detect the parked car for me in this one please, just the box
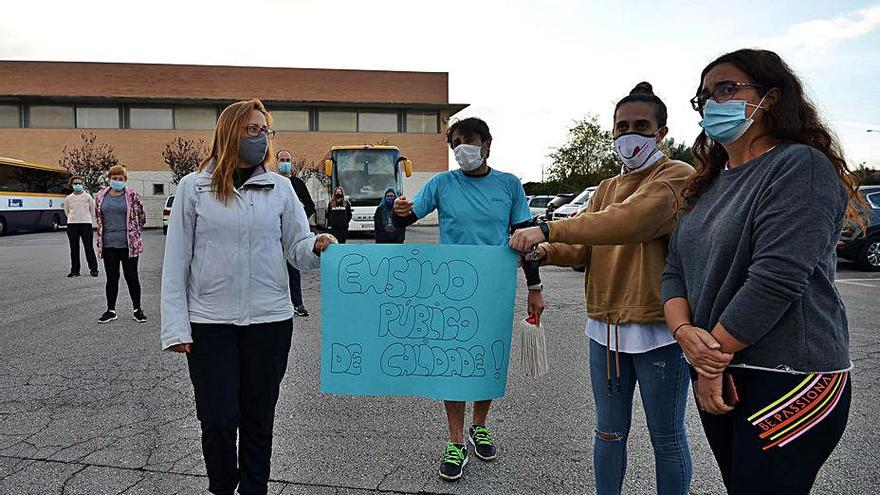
[526,195,554,220]
[545,193,575,219]
[552,187,597,220]
[837,185,880,271]
[162,195,174,235]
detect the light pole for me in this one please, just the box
[868,129,880,133]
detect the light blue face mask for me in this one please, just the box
[699,95,767,145]
[72,184,84,192]
[278,161,292,174]
[109,180,126,191]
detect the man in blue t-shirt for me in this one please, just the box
[393,117,544,481]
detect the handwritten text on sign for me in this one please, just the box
[320,244,518,401]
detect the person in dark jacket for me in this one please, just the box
[327,186,352,243]
[277,150,316,316]
[374,188,405,243]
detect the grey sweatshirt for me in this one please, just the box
[662,144,850,372]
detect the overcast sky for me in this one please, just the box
[2,0,879,181]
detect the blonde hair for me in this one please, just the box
[200,99,274,204]
[107,165,128,179]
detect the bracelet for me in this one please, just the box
[672,322,690,339]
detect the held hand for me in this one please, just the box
[676,325,733,379]
[393,195,413,217]
[527,290,545,323]
[696,374,734,415]
[168,343,192,354]
[509,226,546,254]
[313,233,337,255]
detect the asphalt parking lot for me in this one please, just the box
[0,228,878,494]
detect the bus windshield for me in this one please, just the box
[335,150,396,204]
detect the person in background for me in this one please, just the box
[161,99,336,495]
[277,149,316,317]
[393,117,543,481]
[510,82,695,495]
[327,186,352,243]
[95,165,146,323]
[64,175,99,278]
[663,48,862,495]
[374,187,405,243]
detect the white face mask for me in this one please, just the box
[614,133,662,172]
[453,144,485,172]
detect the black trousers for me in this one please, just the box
[187,319,294,495]
[102,247,141,311]
[329,226,348,244]
[285,263,304,307]
[695,368,851,495]
[67,223,97,274]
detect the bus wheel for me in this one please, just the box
[0,217,6,236]
[51,214,62,231]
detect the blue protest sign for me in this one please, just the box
[320,244,518,401]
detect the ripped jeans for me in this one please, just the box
[589,340,691,495]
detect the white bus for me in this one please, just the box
[0,157,70,235]
[318,145,413,233]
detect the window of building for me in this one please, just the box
[358,112,398,133]
[272,110,310,132]
[152,183,165,196]
[29,105,75,128]
[319,110,357,132]
[406,112,439,133]
[0,105,21,128]
[76,107,120,129]
[174,107,217,130]
[129,107,173,129]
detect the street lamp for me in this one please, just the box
[868,129,880,133]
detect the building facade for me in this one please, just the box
[0,61,466,226]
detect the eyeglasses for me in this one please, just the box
[690,81,764,112]
[242,124,276,140]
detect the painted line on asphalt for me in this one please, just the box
[836,280,879,288]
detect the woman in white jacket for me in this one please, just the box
[161,99,335,495]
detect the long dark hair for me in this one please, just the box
[682,49,866,230]
[614,81,667,127]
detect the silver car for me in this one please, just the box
[526,195,554,220]
[552,187,596,220]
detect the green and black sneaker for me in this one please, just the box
[438,442,468,481]
[468,425,497,461]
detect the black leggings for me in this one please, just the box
[696,367,851,495]
[102,247,141,311]
[329,226,348,244]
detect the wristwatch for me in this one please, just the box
[538,222,550,241]
[528,283,543,292]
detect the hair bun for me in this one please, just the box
[630,81,654,95]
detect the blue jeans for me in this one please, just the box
[589,340,692,495]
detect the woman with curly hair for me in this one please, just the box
[662,48,866,494]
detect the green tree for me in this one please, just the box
[59,133,119,193]
[660,137,696,166]
[546,115,619,190]
[163,137,208,185]
[853,162,880,186]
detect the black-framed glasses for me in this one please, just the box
[690,81,764,111]
[242,124,276,140]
